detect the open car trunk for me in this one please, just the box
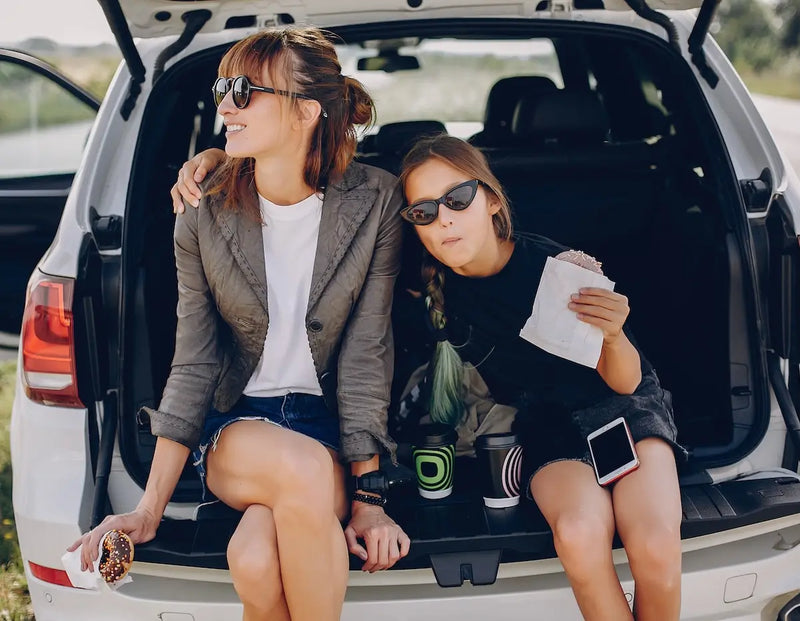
[97,17,800,582]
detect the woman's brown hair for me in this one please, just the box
[207,26,375,217]
[399,135,514,426]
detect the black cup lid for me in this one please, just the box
[476,432,519,449]
[418,422,458,445]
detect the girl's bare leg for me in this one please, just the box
[531,460,633,621]
[207,421,349,621]
[612,438,682,621]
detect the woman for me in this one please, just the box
[70,27,409,621]
[398,135,685,621]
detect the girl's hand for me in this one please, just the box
[66,508,159,572]
[569,287,630,345]
[343,503,411,572]
[170,148,226,213]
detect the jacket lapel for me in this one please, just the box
[308,164,378,310]
[209,181,269,313]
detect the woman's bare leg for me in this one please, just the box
[227,504,291,621]
[207,421,349,621]
[531,460,633,621]
[612,438,682,621]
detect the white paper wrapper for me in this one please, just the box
[61,531,134,590]
[520,256,615,368]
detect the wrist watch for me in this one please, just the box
[351,470,390,495]
[352,470,390,506]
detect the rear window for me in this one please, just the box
[338,38,562,137]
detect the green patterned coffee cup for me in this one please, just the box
[413,423,457,499]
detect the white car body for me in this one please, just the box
[10,1,800,620]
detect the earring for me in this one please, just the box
[322,110,328,118]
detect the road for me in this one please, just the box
[0,95,798,364]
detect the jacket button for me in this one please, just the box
[308,319,323,332]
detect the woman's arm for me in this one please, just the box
[141,198,223,448]
[69,437,189,571]
[569,287,642,394]
[70,196,224,569]
[336,182,409,570]
[136,437,192,524]
[336,182,405,462]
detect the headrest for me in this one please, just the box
[483,76,558,130]
[373,120,447,154]
[512,90,609,144]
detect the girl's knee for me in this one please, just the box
[625,524,682,585]
[552,512,615,571]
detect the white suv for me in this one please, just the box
[10,1,800,620]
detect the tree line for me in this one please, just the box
[716,0,800,72]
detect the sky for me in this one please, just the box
[0,0,114,46]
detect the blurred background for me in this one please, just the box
[0,1,798,618]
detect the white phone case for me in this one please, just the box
[586,417,640,486]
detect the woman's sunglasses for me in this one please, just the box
[400,179,482,226]
[212,75,314,109]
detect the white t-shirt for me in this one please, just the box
[242,191,324,397]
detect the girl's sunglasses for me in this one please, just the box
[400,179,482,226]
[212,75,314,109]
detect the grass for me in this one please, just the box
[0,361,33,621]
[729,52,800,101]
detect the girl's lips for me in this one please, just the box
[442,237,461,246]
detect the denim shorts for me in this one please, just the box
[519,369,687,500]
[191,393,340,501]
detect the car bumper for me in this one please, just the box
[24,515,800,621]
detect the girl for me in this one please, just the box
[70,27,409,621]
[398,135,685,621]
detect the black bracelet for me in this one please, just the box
[352,492,387,507]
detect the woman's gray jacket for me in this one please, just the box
[141,162,404,462]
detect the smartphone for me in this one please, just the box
[586,417,640,486]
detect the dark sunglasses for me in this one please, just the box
[212,75,315,109]
[400,179,482,226]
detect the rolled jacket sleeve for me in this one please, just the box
[336,183,404,463]
[140,202,222,449]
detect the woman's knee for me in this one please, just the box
[227,517,282,604]
[277,439,335,495]
[551,511,615,575]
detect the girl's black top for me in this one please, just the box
[442,234,652,417]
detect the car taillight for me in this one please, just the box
[28,561,74,587]
[21,272,83,407]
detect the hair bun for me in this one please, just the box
[343,75,374,126]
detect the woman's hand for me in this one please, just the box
[66,508,159,572]
[170,148,226,214]
[343,503,411,572]
[569,287,630,345]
